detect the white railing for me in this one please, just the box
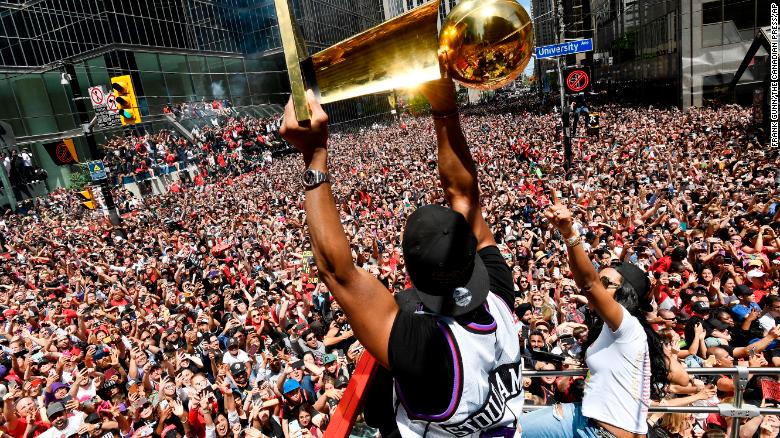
[523,367,780,438]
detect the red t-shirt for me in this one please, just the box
[7,416,45,438]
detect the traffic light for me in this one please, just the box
[110,75,141,125]
[76,189,96,210]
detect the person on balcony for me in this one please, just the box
[519,195,670,438]
[279,80,525,437]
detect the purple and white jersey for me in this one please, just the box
[394,292,525,437]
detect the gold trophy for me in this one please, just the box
[274,0,534,121]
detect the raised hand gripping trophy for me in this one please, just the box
[274,0,535,121]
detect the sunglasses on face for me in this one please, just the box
[600,277,621,290]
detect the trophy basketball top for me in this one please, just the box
[439,0,534,90]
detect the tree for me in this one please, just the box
[67,163,91,191]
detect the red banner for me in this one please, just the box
[761,379,780,402]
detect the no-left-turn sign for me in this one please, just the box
[106,94,119,113]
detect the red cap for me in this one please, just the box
[2,309,17,317]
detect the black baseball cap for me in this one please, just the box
[402,205,489,316]
[335,375,349,389]
[613,262,652,312]
[690,301,710,315]
[230,362,246,376]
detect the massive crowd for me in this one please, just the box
[0,95,776,438]
[99,112,284,185]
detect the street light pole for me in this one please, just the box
[555,0,572,176]
[63,62,123,231]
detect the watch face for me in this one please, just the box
[303,170,318,186]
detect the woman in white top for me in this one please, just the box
[520,196,669,438]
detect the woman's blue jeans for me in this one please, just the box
[519,403,603,438]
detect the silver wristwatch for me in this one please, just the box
[302,168,329,189]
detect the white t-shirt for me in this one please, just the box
[759,314,776,333]
[76,380,97,400]
[222,350,250,365]
[38,411,86,438]
[582,306,651,434]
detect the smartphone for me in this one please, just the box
[289,420,301,435]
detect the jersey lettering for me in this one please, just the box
[441,361,524,436]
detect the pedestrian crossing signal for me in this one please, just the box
[76,189,96,210]
[110,75,141,125]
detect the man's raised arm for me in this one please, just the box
[279,90,398,369]
[421,79,496,250]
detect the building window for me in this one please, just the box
[701,0,767,47]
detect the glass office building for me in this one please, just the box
[0,0,383,199]
[588,0,772,107]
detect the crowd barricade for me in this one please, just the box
[523,367,780,438]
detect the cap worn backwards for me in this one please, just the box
[402,205,490,317]
[613,262,653,312]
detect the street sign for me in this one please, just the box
[105,94,118,113]
[88,85,121,129]
[89,86,105,107]
[535,39,593,59]
[88,160,107,181]
[563,66,591,94]
[43,138,78,165]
